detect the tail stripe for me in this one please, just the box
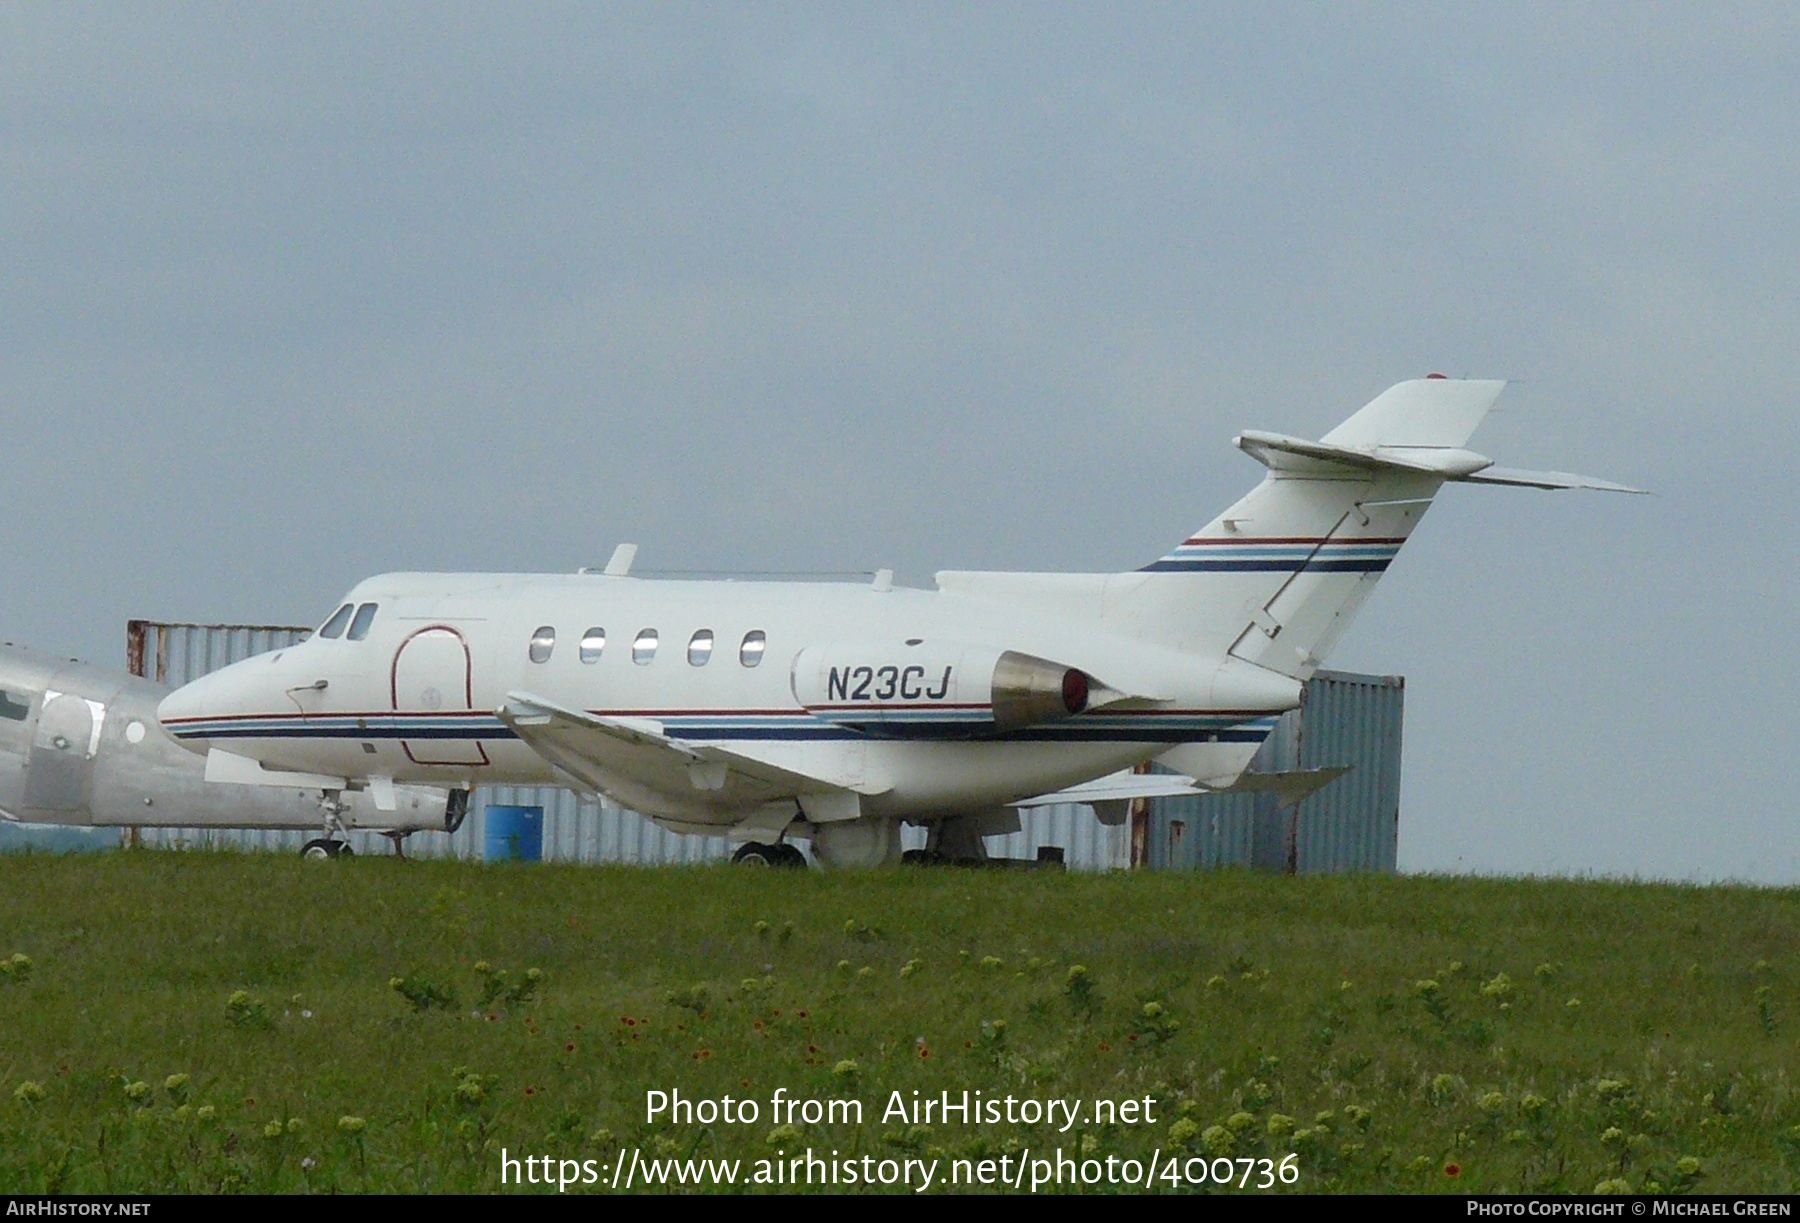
[1143,537,1402,574]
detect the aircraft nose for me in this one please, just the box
[156,671,233,755]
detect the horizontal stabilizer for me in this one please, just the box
[1459,466,1646,493]
[1012,764,1353,812]
[1236,431,1642,494]
[1010,770,1203,808]
[1209,765,1351,806]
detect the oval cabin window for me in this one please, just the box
[580,628,605,663]
[632,629,658,665]
[688,630,714,666]
[740,630,766,668]
[529,626,556,663]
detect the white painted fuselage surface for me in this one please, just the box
[156,572,1296,823]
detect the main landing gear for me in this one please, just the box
[301,837,354,860]
[731,842,807,869]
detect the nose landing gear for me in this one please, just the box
[299,789,354,861]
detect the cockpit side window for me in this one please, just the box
[0,690,29,721]
[318,604,355,639]
[346,602,380,641]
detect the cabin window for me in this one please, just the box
[346,602,380,641]
[632,629,658,665]
[580,628,605,664]
[529,626,556,663]
[688,629,714,666]
[0,690,28,721]
[740,630,766,668]
[318,603,355,639]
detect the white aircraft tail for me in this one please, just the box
[1109,377,1639,677]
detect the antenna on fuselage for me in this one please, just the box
[602,543,638,577]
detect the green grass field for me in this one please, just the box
[1,849,1797,1194]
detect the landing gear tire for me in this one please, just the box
[300,839,351,860]
[733,842,807,869]
[901,849,943,866]
[732,842,780,867]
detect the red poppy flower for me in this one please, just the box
[565,1043,576,1053]
[1443,1163,1462,1178]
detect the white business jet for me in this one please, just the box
[156,378,1637,867]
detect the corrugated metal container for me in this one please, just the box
[1145,669,1403,874]
[126,620,312,686]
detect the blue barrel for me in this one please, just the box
[483,805,544,863]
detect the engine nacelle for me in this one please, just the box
[790,640,1089,737]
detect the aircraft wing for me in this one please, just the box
[495,691,857,810]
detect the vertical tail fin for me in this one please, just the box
[1113,378,1508,676]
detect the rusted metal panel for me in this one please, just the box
[1147,669,1403,874]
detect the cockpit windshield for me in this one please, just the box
[346,603,380,641]
[318,603,355,639]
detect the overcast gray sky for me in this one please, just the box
[3,4,1794,881]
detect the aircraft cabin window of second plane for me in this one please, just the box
[529,626,556,664]
[0,690,29,721]
[318,603,355,639]
[632,629,658,665]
